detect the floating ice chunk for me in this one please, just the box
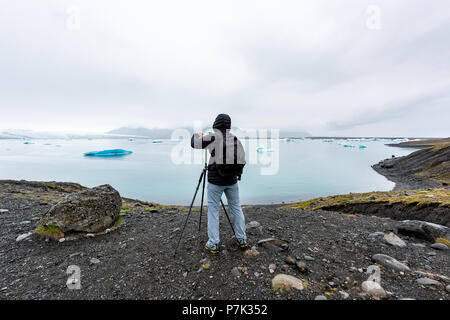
[129,138,134,141]
[343,144,355,148]
[256,146,274,153]
[84,149,133,157]
[23,141,34,145]
[152,140,163,143]
[359,145,367,149]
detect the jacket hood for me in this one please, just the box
[212,114,231,130]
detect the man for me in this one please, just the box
[191,114,248,253]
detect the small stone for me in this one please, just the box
[446,285,450,293]
[231,267,240,277]
[86,233,95,238]
[19,221,31,225]
[368,232,384,239]
[372,254,410,272]
[183,272,188,277]
[16,232,33,242]
[295,261,308,273]
[285,256,295,265]
[349,267,358,272]
[90,258,101,264]
[69,252,84,258]
[268,263,277,274]
[243,249,260,257]
[58,238,65,243]
[246,221,261,229]
[314,295,327,300]
[361,281,387,298]
[430,243,448,250]
[271,274,304,291]
[257,238,289,251]
[199,258,211,269]
[339,291,349,299]
[427,251,437,256]
[0,209,9,213]
[328,281,337,287]
[303,255,315,261]
[383,232,407,248]
[416,277,442,287]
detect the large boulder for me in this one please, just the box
[38,185,122,237]
[396,220,450,242]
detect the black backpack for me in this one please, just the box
[214,133,246,180]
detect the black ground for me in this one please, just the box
[0,189,448,300]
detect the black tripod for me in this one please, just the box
[173,150,236,257]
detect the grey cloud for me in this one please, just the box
[0,0,449,136]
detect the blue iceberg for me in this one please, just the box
[84,149,133,157]
[359,145,367,149]
[152,140,163,143]
[23,141,34,145]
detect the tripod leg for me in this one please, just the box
[220,199,237,238]
[173,171,204,257]
[198,169,206,232]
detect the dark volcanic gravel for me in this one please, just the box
[0,192,449,300]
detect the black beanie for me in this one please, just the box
[212,114,231,130]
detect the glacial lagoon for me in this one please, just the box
[0,138,416,205]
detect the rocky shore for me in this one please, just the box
[373,138,450,190]
[0,179,449,300]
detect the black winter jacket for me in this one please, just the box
[191,130,239,186]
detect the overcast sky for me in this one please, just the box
[0,0,449,137]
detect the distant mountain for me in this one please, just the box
[0,129,132,140]
[0,127,311,140]
[278,130,311,138]
[107,126,311,139]
[107,127,188,139]
[0,129,71,140]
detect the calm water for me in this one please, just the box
[0,138,414,205]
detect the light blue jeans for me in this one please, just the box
[206,182,247,247]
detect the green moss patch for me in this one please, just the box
[113,215,125,228]
[34,224,64,240]
[280,188,450,211]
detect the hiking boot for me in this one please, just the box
[205,244,219,254]
[236,238,249,249]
